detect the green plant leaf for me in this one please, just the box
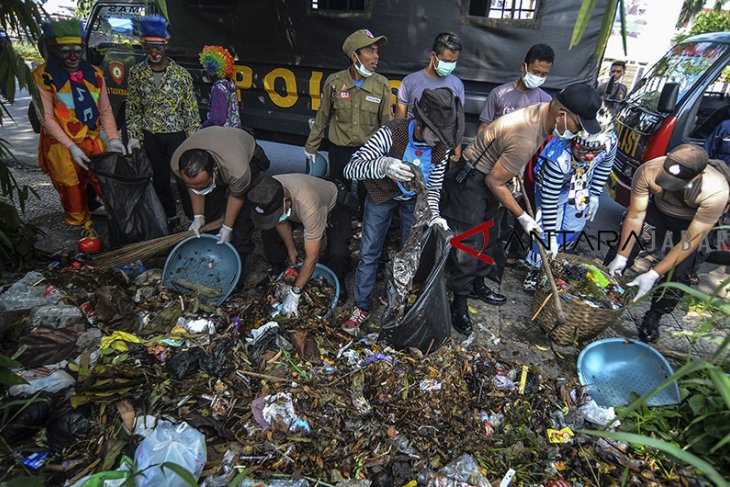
[0,368,26,386]
[579,429,729,487]
[688,394,707,415]
[570,0,599,49]
[710,430,730,454]
[228,468,250,487]
[0,353,22,369]
[0,476,44,487]
[708,368,730,410]
[159,463,199,487]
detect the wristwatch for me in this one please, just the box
[292,286,302,295]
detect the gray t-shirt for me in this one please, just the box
[397,69,465,119]
[479,81,552,125]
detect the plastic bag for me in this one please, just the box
[9,369,75,396]
[0,394,53,443]
[134,420,207,487]
[90,149,168,247]
[0,271,60,312]
[47,401,92,452]
[428,454,490,487]
[30,305,85,329]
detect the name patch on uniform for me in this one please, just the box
[340,90,350,99]
[365,95,382,103]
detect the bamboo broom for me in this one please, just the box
[93,218,224,271]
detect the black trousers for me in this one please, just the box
[329,144,368,218]
[603,201,700,316]
[143,130,187,219]
[262,204,353,285]
[441,164,504,295]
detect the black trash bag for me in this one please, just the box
[1,394,54,444]
[200,339,235,377]
[47,401,92,452]
[166,347,206,380]
[90,149,168,247]
[379,172,452,353]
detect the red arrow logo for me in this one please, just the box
[449,220,495,265]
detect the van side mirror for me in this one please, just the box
[657,83,679,113]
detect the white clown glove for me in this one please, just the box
[628,269,660,302]
[517,212,543,238]
[127,138,142,153]
[382,157,414,182]
[217,224,232,244]
[547,234,560,257]
[108,138,125,154]
[305,150,317,163]
[430,217,449,231]
[607,255,628,276]
[188,215,205,237]
[69,144,90,170]
[281,287,301,317]
[586,195,600,222]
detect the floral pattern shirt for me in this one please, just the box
[202,78,241,129]
[126,59,200,140]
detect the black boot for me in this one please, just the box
[638,310,662,342]
[469,278,507,306]
[451,294,473,335]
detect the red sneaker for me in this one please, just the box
[342,306,370,336]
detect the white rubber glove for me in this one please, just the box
[127,138,141,153]
[628,269,660,302]
[217,224,232,244]
[281,287,301,318]
[517,212,543,237]
[381,157,414,182]
[607,255,628,276]
[305,150,317,163]
[586,195,600,222]
[108,138,125,154]
[69,144,90,170]
[188,215,205,237]
[430,217,449,231]
[547,234,560,257]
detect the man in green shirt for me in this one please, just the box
[304,28,393,220]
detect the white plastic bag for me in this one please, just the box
[9,369,75,396]
[134,420,207,487]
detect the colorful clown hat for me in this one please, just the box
[137,15,169,44]
[42,19,84,45]
[199,45,235,79]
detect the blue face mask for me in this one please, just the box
[191,179,216,196]
[278,207,292,223]
[553,114,578,141]
[434,55,457,77]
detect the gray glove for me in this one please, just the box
[108,138,125,154]
[381,157,414,182]
[69,144,90,170]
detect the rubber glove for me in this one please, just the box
[547,234,560,257]
[517,212,543,237]
[305,150,317,164]
[381,157,414,182]
[281,287,301,318]
[607,255,628,276]
[188,215,205,237]
[628,269,660,301]
[217,224,232,244]
[586,195,600,222]
[69,144,90,170]
[430,217,449,231]
[127,138,142,153]
[108,138,125,154]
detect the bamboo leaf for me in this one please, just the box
[570,0,599,49]
[159,463,199,487]
[594,0,621,58]
[579,429,729,487]
[228,469,250,487]
[709,430,730,454]
[707,368,730,410]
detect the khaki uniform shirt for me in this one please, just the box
[274,174,338,241]
[631,158,729,225]
[305,69,393,153]
[171,126,255,196]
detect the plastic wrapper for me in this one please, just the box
[428,453,490,487]
[8,369,75,396]
[90,149,168,247]
[134,420,207,487]
[30,305,85,329]
[0,271,60,311]
[579,399,619,427]
[251,392,311,434]
[380,171,452,353]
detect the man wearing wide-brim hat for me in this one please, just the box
[605,144,729,342]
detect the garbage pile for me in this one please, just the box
[542,258,631,310]
[0,264,700,486]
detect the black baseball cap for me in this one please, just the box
[557,83,602,135]
[247,176,285,230]
[656,144,708,192]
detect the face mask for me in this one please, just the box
[421,126,441,147]
[354,54,373,78]
[553,114,578,141]
[278,206,292,223]
[191,179,216,196]
[522,64,546,90]
[434,56,457,77]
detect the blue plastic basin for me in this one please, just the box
[162,234,241,306]
[277,263,340,319]
[577,338,681,407]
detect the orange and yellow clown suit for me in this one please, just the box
[33,61,119,225]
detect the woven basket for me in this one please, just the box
[530,253,626,346]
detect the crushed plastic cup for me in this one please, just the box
[579,399,619,426]
[251,392,311,434]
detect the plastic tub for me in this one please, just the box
[277,263,340,319]
[162,234,241,306]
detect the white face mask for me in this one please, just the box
[553,114,578,141]
[191,179,216,196]
[354,53,373,78]
[522,63,546,90]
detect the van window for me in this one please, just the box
[463,0,541,24]
[689,67,730,141]
[87,4,145,50]
[627,41,728,113]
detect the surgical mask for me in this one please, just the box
[434,56,457,77]
[422,126,441,147]
[522,64,546,89]
[191,179,216,196]
[354,54,373,78]
[278,207,292,223]
[553,115,578,141]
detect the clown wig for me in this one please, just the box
[137,15,169,44]
[199,45,235,79]
[42,19,84,45]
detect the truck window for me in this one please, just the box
[310,0,371,16]
[627,41,728,114]
[87,4,146,50]
[462,0,541,25]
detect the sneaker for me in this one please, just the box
[522,268,540,292]
[89,204,107,217]
[343,306,370,336]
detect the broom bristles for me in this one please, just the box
[93,219,223,271]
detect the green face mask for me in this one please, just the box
[278,207,292,223]
[434,56,457,77]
